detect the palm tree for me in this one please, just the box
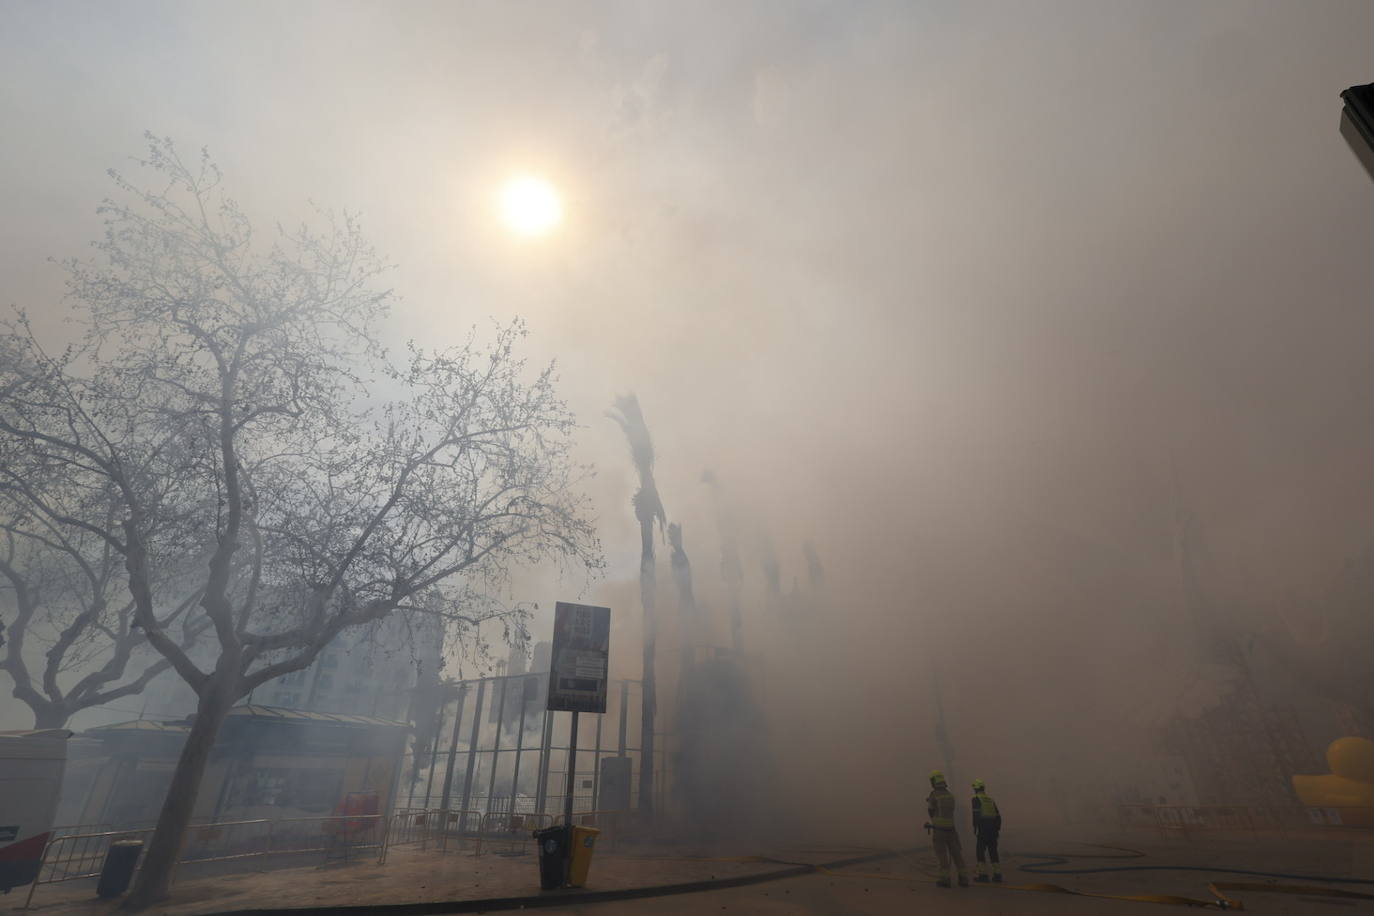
[608,394,666,820]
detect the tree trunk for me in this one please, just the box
[126,676,235,907]
[32,705,69,730]
[638,548,657,822]
[610,396,662,826]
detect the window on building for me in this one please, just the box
[226,766,343,813]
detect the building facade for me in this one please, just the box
[59,706,409,829]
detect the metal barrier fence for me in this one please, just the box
[180,818,273,865]
[24,814,386,909]
[381,806,632,859]
[50,823,114,840]
[378,809,433,864]
[1294,805,1374,827]
[26,806,640,908]
[1251,804,1374,831]
[24,828,153,909]
[174,815,385,865]
[379,808,434,859]
[568,809,628,854]
[380,806,635,860]
[269,814,383,859]
[453,795,599,819]
[376,807,519,862]
[1119,804,1264,838]
[1118,803,1374,839]
[431,808,484,851]
[473,811,553,857]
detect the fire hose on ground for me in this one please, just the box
[821,842,1374,909]
[1006,844,1374,909]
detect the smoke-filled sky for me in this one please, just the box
[3,0,1374,807]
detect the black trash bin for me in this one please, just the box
[96,839,143,898]
[533,825,570,890]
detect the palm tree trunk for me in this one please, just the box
[639,542,657,821]
[608,395,665,824]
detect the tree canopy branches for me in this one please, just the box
[0,134,602,903]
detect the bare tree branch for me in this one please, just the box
[1,136,601,904]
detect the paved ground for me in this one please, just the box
[8,826,1373,915]
[535,830,1374,915]
[10,840,789,915]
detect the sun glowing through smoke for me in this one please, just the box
[499,176,564,238]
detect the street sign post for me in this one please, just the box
[547,602,610,826]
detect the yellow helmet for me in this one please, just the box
[972,778,986,791]
[929,770,946,786]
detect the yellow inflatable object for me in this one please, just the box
[1327,736,1374,781]
[1293,737,1374,826]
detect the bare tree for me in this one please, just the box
[0,136,600,904]
[0,483,204,729]
[608,394,665,821]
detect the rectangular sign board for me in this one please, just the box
[546,602,611,713]
[1342,83,1374,183]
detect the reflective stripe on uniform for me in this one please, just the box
[928,787,956,828]
[976,793,999,819]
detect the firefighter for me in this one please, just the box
[925,770,968,887]
[971,778,1003,882]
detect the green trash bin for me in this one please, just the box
[96,839,143,898]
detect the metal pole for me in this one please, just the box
[536,710,553,816]
[617,680,628,755]
[438,684,468,812]
[657,732,668,817]
[591,710,604,812]
[640,621,657,821]
[423,687,447,807]
[458,678,487,830]
[510,676,532,814]
[564,711,580,826]
[485,676,509,815]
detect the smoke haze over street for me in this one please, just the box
[3,0,1374,862]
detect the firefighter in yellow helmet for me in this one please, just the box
[971,778,1003,882]
[925,770,968,888]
